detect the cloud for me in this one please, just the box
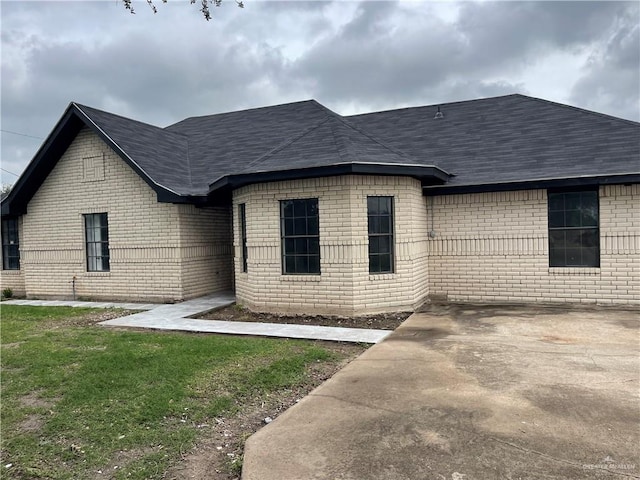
[1,0,638,182]
[570,3,640,121]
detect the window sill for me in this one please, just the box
[369,273,396,281]
[280,274,322,282]
[85,271,111,277]
[1,269,21,274]
[548,267,600,276]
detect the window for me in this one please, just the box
[280,198,320,274]
[548,190,599,267]
[368,196,394,273]
[84,213,110,272]
[239,203,248,273]
[2,218,20,270]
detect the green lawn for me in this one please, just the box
[0,305,344,479]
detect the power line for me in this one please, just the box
[1,168,20,178]
[0,129,44,140]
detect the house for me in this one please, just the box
[1,94,638,314]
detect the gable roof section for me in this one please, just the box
[348,94,640,193]
[2,103,195,216]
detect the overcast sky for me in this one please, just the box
[1,0,638,185]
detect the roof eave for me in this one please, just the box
[423,173,640,196]
[207,162,452,195]
[1,104,186,217]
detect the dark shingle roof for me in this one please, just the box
[75,104,193,195]
[348,95,640,190]
[3,94,639,215]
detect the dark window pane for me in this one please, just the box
[379,217,391,234]
[307,217,319,235]
[379,198,391,215]
[367,197,394,274]
[295,256,308,273]
[378,236,391,254]
[308,255,320,274]
[369,236,379,254]
[285,238,295,254]
[308,238,320,255]
[565,248,582,265]
[284,219,294,236]
[548,211,565,228]
[285,255,295,273]
[282,201,294,218]
[564,193,581,210]
[294,218,307,236]
[369,255,380,273]
[2,219,20,270]
[564,230,581,248]
[581,229,599,248]
[293,200,307,217]
[565,210,581,228]
[549,230,565,249]
[368,216,379,235]
[581,206,598,227]
[295,238,307,254]
[549,247,565,267]
[367,197,379,215]
[280,198,320,275]
[548,190,599,268]
[307,199,319,216]
[582,247,599,267]
[548,193,564,211]
[379,254,392,273]
[85,213,110,272]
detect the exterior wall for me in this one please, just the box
[178,204,233,299]
[427,185,640,305]
[13,128,232,302]
[0,217,26,297]
[233,175,429,316]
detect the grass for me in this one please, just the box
[0,305,345,479]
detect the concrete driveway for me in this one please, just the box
[242,304,639,480]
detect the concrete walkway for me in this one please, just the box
[3,298,158,310]
[5,293,390,344]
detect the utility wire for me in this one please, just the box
[1,168,20,178]
[0,129,44,140]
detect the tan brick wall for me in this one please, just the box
[233,175,429,315]
[178,204,233,299]
[427,185,640,305]
[12,128,232,302]
[0,217,26,297]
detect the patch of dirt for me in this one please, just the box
[18,414,44,433]
[90,447,158,480]
[44,309,138,329]
[163,341,366,480]
[197,305,410,330]
[19,391,57,409]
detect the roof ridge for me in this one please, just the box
[515,94,640,127]
[73,102,191,138]
[167,99,322,129]
[345,93,523,118]
[241,116,333,172]
[319,107,422,164]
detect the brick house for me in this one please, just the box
[2,94,638,314]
